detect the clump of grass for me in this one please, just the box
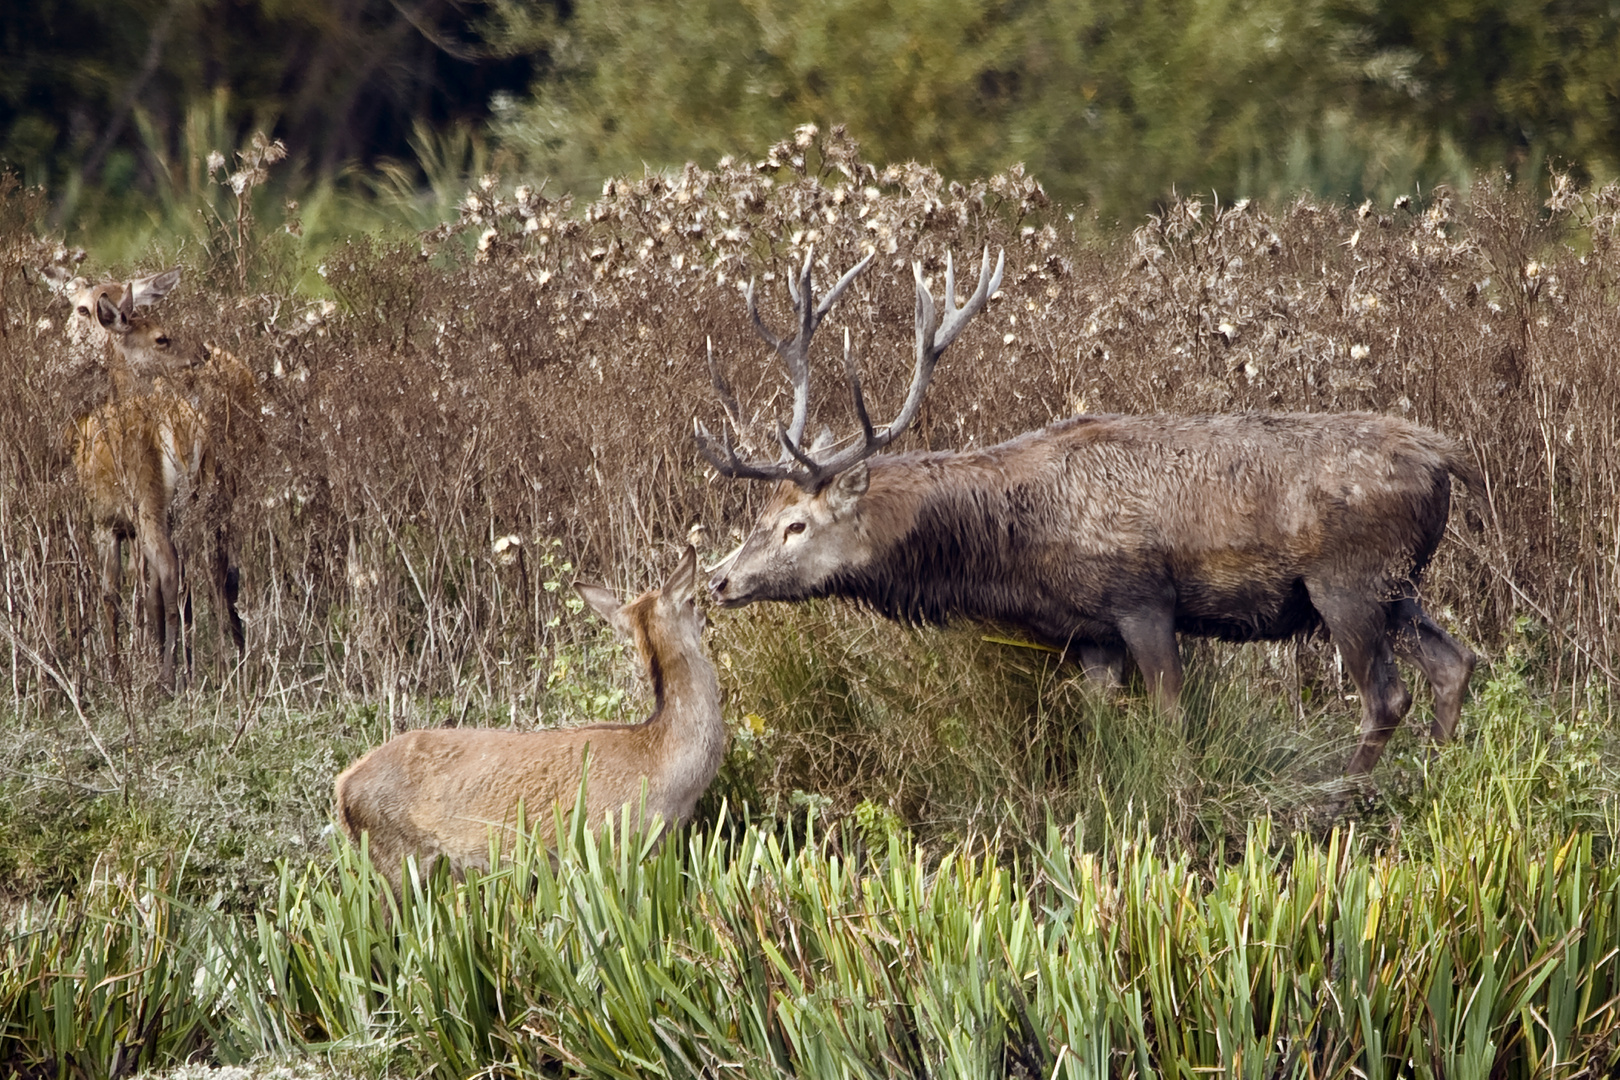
[5,802,1619,1078]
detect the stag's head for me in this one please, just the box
[698,248,1003,607]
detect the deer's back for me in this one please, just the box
[334,723,677,874]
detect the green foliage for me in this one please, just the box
[489,0,1620,216]
[6,800,1620,1077]
[1343,0,1620,185]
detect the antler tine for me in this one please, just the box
[695,418,809,484]
[926,247,1005,359]
[694,250,880,489]
[843,327,875,447]
[790,246,812,317]
[804,246,1004,482]
[744,279,785,353]
[813,250,876,320]
[740,248,876,455]
[705,337,746,430]
[775,420,825,473]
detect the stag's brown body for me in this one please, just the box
[701,250,1477,775]
[333,548,724,893]
[756,412,1467,637]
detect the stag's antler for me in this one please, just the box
[696,247,1005,490]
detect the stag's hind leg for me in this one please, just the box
[1307,581,1413,775]
[1388,598,1475,745]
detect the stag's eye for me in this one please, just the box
[155,335,170,348]
[77,306,90,317]
[784,521,807,538]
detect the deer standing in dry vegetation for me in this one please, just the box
[48,268,247,687]
[333,546,723,893]
[698,249,1477,776]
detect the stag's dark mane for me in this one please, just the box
[829,453,1042,631]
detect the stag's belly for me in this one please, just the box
[1023,547,1324,648]
[1172,576,1321,642]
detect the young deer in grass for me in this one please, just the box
[333,546,724,894]
[40,264,179,374]
[70,274,248,688]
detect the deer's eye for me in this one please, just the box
[784,521,807,538]
[154,335,170,348]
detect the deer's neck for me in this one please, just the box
[104,344,142,399]
[641,641,725,788]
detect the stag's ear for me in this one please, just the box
[129,268,180,308]
[824,462,869,515]
[661,545,698,607]
[574,581,627,633]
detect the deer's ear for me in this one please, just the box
[96,292,125,332]
[661,545,698,607]
[824,462,869,515]
[574,581,624,630]
[40,266,75,295]
[130,268,180,307]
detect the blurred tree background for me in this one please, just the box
[4,0,1619,247]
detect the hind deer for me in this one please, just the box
[64,272,248,688]
[333,546,724,894]
[698,248,1477,776]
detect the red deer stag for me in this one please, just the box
[697,249,1477,775]
[69,276,247,688]
[333,546,723,894]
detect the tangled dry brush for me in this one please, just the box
[0,127,1616,716]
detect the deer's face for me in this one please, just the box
[709,464,871,607]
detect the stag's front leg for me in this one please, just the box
[1116,608,1182,711]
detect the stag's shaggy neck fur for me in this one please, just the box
[827,446,1058,633]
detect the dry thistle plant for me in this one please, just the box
[0,128,1614,731]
